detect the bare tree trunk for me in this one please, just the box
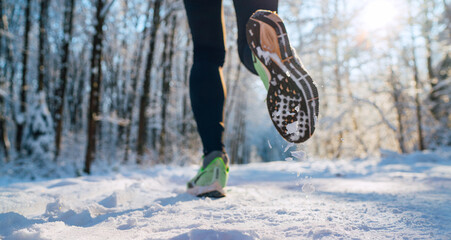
[84,0,108,174]
[0,0,3,72]
[16,0,32,151]
[2,1,16,108]
[425,32,437,107]
[230,92,247,165]
[181,36,191,136]
[116,3,132,148]
[123,5,152,163]
[228,63,243,165]
[225,64,241,124]
[424,34,434,83]
[72,50,87,133]
[136,0,162,164]
[54,0,75,159]
[0,0,10,161]
[422,0,440,121]
[411,45,425,151]
[408,6,425,151]
[116,41,128,148]
[67,46,86,133]
[38,0,49,92]
[237,99,247,164]
[317,0,332,158]
[0,115,8,162]
[333,34,343,159]
[389,68,407,153]
[329,0,344,159]
[443,0,451,39]
[158,14,176,164]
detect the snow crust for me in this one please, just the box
[1,148,450,239]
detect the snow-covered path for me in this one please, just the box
[1,149,450,240]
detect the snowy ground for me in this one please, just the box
[1,148,450,240]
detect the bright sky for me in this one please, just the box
[360,0,401,31]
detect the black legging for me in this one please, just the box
[184,0,278,155]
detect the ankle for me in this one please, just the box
[203,150,229,168]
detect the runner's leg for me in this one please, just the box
[183,0,226,155]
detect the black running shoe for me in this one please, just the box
[246,10,319,143]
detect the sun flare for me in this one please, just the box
[361,0,399,30]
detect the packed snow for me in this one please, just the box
[1,148,450,239]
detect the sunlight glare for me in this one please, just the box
[362,0,399,30]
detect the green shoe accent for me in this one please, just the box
[252,53,270,90]
[187,151,229,197]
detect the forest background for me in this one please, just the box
[0,0,449,177]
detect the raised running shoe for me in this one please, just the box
[246,10,319,143]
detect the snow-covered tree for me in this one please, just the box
[20,92,55,167]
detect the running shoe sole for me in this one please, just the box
[246,10,319,143]
[187,181,226,198]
